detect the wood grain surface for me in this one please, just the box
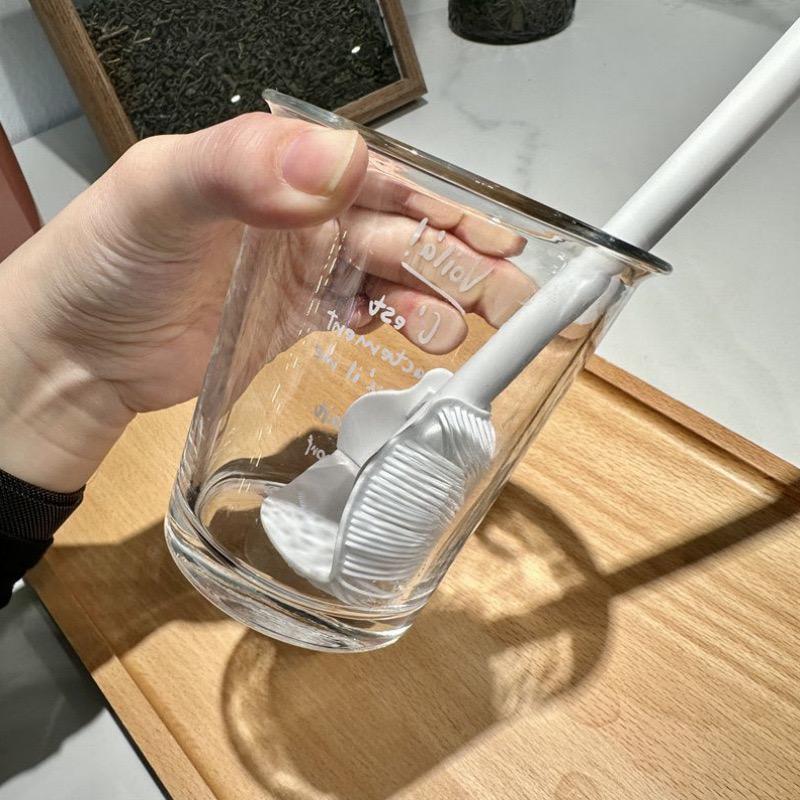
[27,364,800,800]
[29,0,138,160]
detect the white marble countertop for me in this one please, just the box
[385,0,800,467]
[3,1,800,797]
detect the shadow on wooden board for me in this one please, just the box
[27,462,799,799]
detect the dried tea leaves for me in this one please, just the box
[79,0,402,137]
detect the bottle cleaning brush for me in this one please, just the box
[263,18,800,603]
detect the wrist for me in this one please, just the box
[0,247,133,492]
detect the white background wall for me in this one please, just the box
[0,0,80,143]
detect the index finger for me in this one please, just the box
[355,165,527,259]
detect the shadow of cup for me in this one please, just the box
[221,482,611,800]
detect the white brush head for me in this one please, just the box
[261,369,454,591]
[326,398,495,604]
[261,450,358,585]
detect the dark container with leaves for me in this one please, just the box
[449,0,576,44]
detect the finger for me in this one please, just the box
[356,170,525,257]
[93,113,369,254]
[452,213,526,258]
[362,275,468,354]
[342,207,535,326]
[348,304,382,334]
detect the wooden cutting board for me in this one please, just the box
[28,358,800,800]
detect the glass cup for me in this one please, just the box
[165,91,670,652]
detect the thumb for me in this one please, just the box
[89,112,368,248]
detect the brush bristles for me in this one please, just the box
[332,401,495,602]
[437,403,497,484]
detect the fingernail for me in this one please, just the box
[281,128,359,196]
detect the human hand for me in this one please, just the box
[0,113,533,492]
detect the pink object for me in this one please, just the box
[1,125,39,261]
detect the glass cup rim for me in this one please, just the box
[263,89,672,277]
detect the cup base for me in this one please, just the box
[164,491,414,652]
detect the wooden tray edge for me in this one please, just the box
[587,356,800,489]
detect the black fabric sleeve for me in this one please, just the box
[0,469,84,607]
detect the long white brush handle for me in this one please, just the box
[605,16,800,246]
[441,17,800,409]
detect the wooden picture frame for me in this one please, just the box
[30,0,426,161]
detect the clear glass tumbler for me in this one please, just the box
[165,91,670,652]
